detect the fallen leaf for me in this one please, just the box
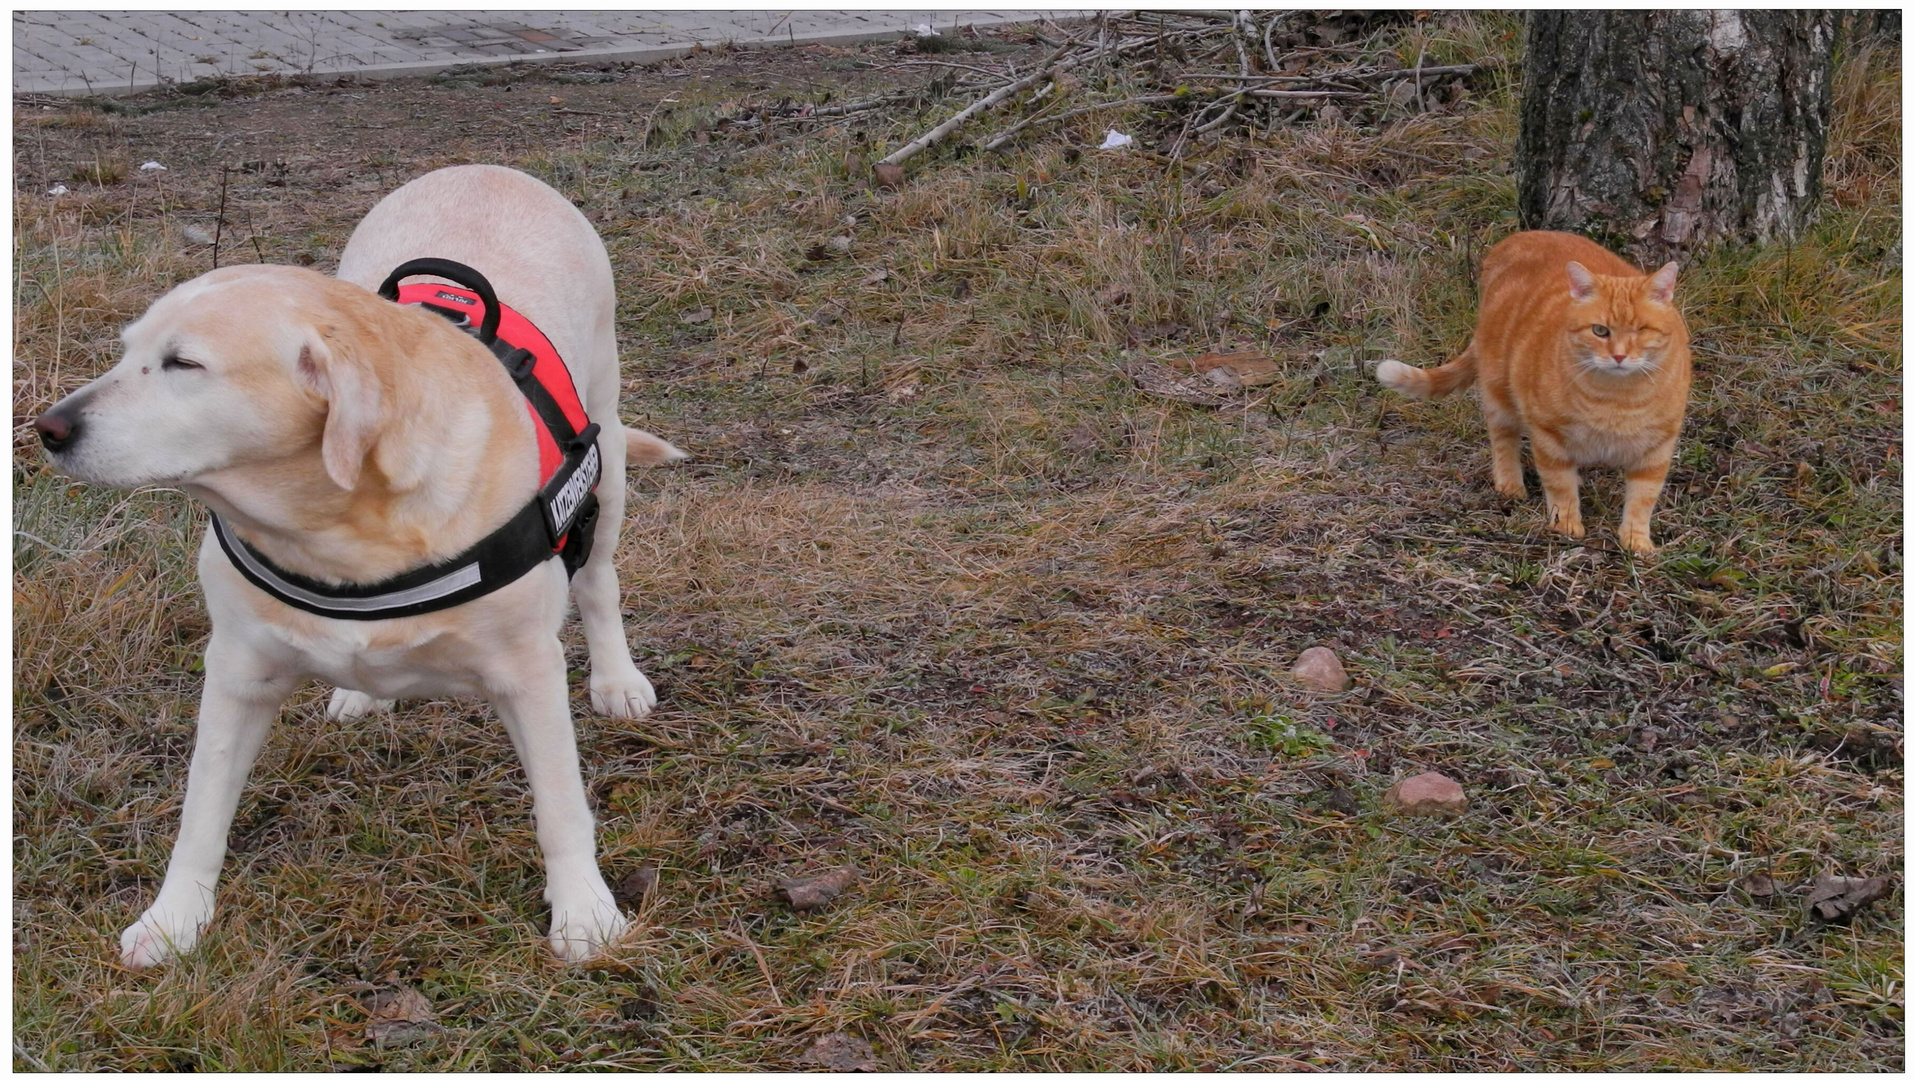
[872,162,905,189]
[1737,872,1777,898]
[1394,874,1443,902]
[1064,421,1102,452]
[859,268,890,286]
[775,866,860,911]
[796,1032,880,1071]
[360,985,443,1049]
[1321,786,1360,816]
[885,376,919,403]
[614,865,658,906]
[619,985,663,1021]
[1097,284,1131,306]
[549,95,565,105]
[1171,350,1282,387]
[679,307,714,325]
[1805,872,1893,923]
[1129,368,1231,406]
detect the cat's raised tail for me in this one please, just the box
[1375,345,1477,400]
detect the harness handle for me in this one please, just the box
[376,258,503,345]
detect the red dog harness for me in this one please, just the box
[212,259,602,620]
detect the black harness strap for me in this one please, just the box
[213,499,556,620]
[211,260,601,621]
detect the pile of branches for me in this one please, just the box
[719,11,1494,182]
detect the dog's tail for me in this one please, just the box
[625,428,689,467]
[1375,344,1478,400]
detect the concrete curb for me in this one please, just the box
[19,13,1068,99]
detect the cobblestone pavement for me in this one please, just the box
[14,10,1078,96]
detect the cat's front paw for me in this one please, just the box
[1547,508,1585,539]
[1618,525,1655,554]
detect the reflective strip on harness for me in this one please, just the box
[214,515,482,614]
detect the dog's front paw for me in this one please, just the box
[327,688,395,720]
[546,886,629,962]
[590,669,656,719]
[120,899,213,969]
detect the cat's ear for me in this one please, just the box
[1565,261,1598,301]
[1646,261,1678,304]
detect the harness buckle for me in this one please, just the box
[559,492,599,577]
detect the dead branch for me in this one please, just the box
[876,40,1077,169]
[702,12,1499,174]
[982,94,1182,151]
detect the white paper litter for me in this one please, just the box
[139,161,167,172]
[46,184,68,196]
[1098,130,1134,151]
[912,24,940,37]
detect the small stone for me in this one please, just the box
[1290,647,1350,692]
[1384,772,1468,817]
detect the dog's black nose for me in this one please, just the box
[34,411,77,452]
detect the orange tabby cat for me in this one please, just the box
[1376,230,1691,554]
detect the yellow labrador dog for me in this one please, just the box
[36,165,681,967]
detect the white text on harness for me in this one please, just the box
[546,440,601,537]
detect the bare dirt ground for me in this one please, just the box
[13,17,1903,1070]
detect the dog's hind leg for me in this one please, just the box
[485,640,628,960]
[326,688,395,719]
[121,633,294,968]
[573,422,657,719]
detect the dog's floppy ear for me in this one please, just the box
[294,328,383,490]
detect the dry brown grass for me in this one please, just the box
[13,17,1903,1070]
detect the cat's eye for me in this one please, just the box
[1590,325,1611,338]
[161,354,202,372]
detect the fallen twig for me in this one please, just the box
[875,40,1076,170]
[982,93,1181,151]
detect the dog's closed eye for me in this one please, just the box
[161,354,203,372]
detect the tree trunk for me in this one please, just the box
[1516,11,1837,262]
